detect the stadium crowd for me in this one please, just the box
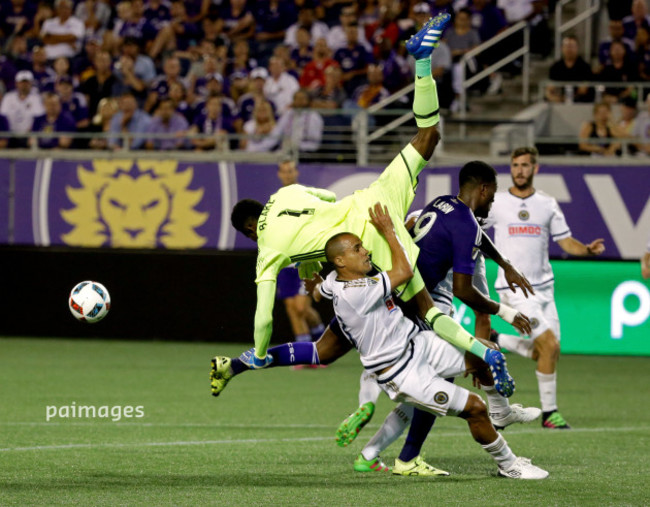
[0,0,648,153]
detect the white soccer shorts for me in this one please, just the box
[376,331,469,417]
[497,282,560,340]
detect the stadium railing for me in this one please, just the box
[8,103,644,165]
[459,20,531,126]
[539,80,650,105]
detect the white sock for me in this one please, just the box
[483,385,510,418]
[536,370,558,412]
[482,433,516,470]
[359,371,382,406]
[497,333,534,358]
[361,403,413,460]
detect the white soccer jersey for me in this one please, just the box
[486,190,571,289]
[320,271,419,373]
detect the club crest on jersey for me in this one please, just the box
[434,392,449,404]
[530,318,540,329]
[518,210,530,221]
[385,296,397,313]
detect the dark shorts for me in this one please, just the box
[276,267,303,300]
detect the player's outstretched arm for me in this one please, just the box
[557,237,605,257]
[251,281,277,366]
[304,273,324,303]
[452,272,532,335]
[369,202,413,289]
[479,231,534,297]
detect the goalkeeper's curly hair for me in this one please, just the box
[231,199,264,233]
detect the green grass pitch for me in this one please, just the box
[1,337,649,505]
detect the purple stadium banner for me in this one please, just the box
[0,159,9,244]
[1,158,648,259]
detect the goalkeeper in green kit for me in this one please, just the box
[219,13,514,399]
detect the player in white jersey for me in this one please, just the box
[339,169,539,475]
[486,146,605,429]
[320,202,548,479]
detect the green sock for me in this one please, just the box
[426,307,489,359]
[413,64,439,128]
[415,57,431,78]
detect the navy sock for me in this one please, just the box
[398,408,437,462]
[231,343,320,375]
[398,377,455,462]
[267,342,319,366]
[230,357,247,375]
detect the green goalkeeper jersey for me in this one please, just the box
[255,184,363,283]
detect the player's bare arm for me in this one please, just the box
[452,272,532,335]
[479,231,534,297]
[304,273,324,302]
[368,202,414,289]
[557,237,605,257]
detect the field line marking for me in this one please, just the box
[0,422,334,429]
[0,436,332,452]
[1,425,649,452]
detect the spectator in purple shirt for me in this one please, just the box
[30,92,76,149]
[290,27,314,74]
[145,56,187,114]
[118,0,157,45]
[189,93,232,150]
[56,76,89,129]
[225,39,258,77]
[145,97,189,150]
[148,0,201,60]
[284,5,329,49]
[351,63,390,110]
[169,80,194,123]
[623,0,650,40]
[220,0,255,41]
[143,0,171,31]
[29,45,57,92]
[254,0,298,65]
[1,0,36,38]
[598,19,636,71]
[192,82,241,134]
[238,67,274,123]
[334,22,372,95]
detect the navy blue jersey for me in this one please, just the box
[412,195,482,290]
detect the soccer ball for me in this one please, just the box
[69,281,111,323]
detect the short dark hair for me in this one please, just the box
[458,161,497,188]
[231,199,264,233]
[511,146,539,165]
[325,232,352,263]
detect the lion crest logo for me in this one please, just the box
[61,160,208,248]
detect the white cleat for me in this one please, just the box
[490,404,542,430]
[498,457,549,480]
